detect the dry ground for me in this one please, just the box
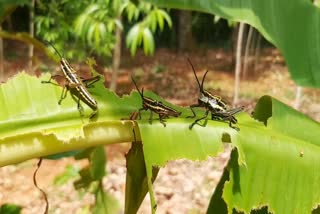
[0,46,319,213]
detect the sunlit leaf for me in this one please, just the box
[156,10,164,31]
[148,11,157,32]
[207,96,320,213]
[53,165,80,186]
[158,9,172,28]
[142,27,155,55]
[93,188,120,214]
[126,24,141,55]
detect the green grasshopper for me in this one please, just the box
[187,59,244,130]
[131,76,181,127]
[42,42,100,119]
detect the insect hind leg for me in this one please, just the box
[58,85,68,105]
[212,111,240,131]
[77,96,84,116]
[82,76,100,88]
[189,109,209,129]
[41,74,62,86]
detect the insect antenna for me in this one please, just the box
[44,40,63,60]
[201,70,210,90]
[131,76,143,98]
[187,58,203,91]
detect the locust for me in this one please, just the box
[42,41,100,119]
[187,59,244,130]
[131,76,181,127]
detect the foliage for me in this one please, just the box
[35,0,88,60]
[0,203,22,214]
[73,1,117,57]
[73,0,172,57]
[34,0,172,60]
[125,1,172,55]
[145,0,320,88]
[0,73,319,213]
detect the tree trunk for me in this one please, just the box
[109,17,122,91]
[293,86,303,109]
[0,25,3,82]
[178,10,193,51]
[253,32,261,73]
[28,0,35,71]
[233,22,245,106]
[242,25,254,79]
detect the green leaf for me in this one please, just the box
[73,3,115,56]
[132,96,244,212]
[146,0,320,87]
[89,146,106,180]
[142,27,155,55]
[126,24,141,56]
[207,96,320,213]
[254,95,319,145]
[53,164,79,186]
[0,203,22,214]
[74,14,87,36]
[94,23,102,47]
[0,72,138,166]
[93,187,120,214]
[155,10,164,31]
[125,142,159,214]
[158,9,172,28]
[125,2,139,22]
[148,11,158,32]
[137,117,237,213]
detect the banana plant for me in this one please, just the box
[0,72,319,213]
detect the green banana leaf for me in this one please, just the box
[0,73,319,214]
[207,96,320,214]
[125,95,320,213]
[145,0,320,88]
[0,72,138,166]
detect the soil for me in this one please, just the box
[0,44,319,214]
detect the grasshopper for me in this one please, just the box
[131,76,181,127]
[42,41,100,119]
[187,59,244,130]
